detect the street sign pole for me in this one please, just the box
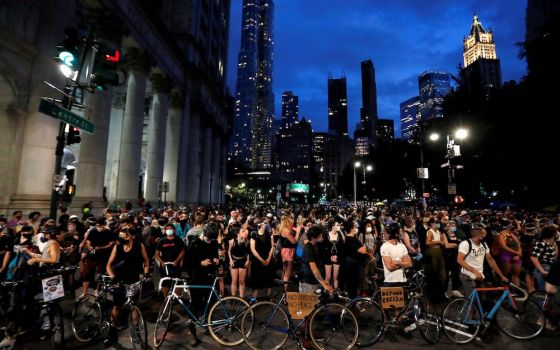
[48,29,93,220]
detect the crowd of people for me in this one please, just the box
[1,203,559,347]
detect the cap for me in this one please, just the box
[460,210,468,216]
[69,215,78,219]
[366,215,375,221]
[267,213,273,218]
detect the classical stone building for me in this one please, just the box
[0,0,232,215]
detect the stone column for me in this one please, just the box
[104,90,126,202]
[211,133,222,204]
[185,113,201,204]
[162,90,183,204]
[115,48,151,205]
[72,88,112,213]
[144,72,172,205]
[175,90,192,205]
[199,125,213,205]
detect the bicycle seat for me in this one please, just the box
[208,273,225,279]
[0,280,23,288]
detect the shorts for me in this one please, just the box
[232,257,248,269]
[499,251,522,266]
[281,248,295,262]
[80,258,106,283]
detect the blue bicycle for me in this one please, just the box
[442,281,545,343]
[153,274,249,348]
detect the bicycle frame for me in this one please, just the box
[161,277,229,328]
[463,285,517,324]
[262,292,305,334]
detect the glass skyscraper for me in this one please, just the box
[328,76,348,136]
[418,71,451,121]
[360,59,378,143]
[400,96,420,141]
[281,91,298,128]
[230,0,275,169]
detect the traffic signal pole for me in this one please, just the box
[48,29,93,220]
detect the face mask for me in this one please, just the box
[117,237,127,245]
[165,229,174,236]
[366,227,372,233]
[40,236,48,243]
[436,224,441,229]
[450,226,457,232]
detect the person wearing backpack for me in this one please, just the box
[457,226,508,298]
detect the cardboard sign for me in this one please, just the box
[380,287,405,309]
[286,292,318,319]
[42,275,65,301]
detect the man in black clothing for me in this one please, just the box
[185,222,220,346]
[300,226,333,293]
[155,223,185,296]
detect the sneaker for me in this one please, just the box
[451,290,464,298]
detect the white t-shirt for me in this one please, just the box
[380,241,409,283]
[458,239,489,279]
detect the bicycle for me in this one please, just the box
[241,279,359,350]
[442,280,545,343]
[153,274,249,348]
[346,269,440,346]
[0,265,76,350]
[71,274,150,349]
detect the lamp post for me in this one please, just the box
[354,161,373,205]
[429,128,468,200]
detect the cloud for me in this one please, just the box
[227,0,527,138]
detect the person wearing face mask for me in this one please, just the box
[80,218,115,297]
[26,228,60,268]
[425,218,447,303]
[300,226,333,293]
[155,224,185,297]
[105,228,149,347]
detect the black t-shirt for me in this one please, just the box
[113,241,144,284]
[187,238,219,280]
[0,235,14,267]
[87,228,115,260]
[344,236,367,264]
[301,242,322,285]
[546,261,560,287]
[156,237,184,262]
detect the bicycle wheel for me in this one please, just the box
[495,299,544,339]
[442,297,481,344]
[49,303,65,349]
[241,301,290,350]
[129,305,147,350]
[309,303,359,350]
[207,296,250,346]
[414,297,441,344]
[71,294,103,342]
[153,296,174,348]
[346,298,384,347]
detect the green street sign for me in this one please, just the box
[39,99,95,134]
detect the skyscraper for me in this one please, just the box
[461,15,502,94]
[377,119,395,145]
[281,91,298,128]
[230,0,275,169]
[418,71,451,121]
[360,59,378,142]
[400,96,421,141]
[328,75,348,136]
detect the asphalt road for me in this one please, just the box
[15,290,560,350]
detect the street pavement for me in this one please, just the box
[16,289,560,350]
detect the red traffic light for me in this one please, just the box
[105,49,120,62]
[454,196,464,204]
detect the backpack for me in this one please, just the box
[464,239,489,258]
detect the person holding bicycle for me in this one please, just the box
[457,226,508,298]
[105,228,150,347]
[155,223,185,297]
[300,226,333,293]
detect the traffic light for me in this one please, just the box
[66,127,81,145]
[55,27,82,69]
[454,196,464,204]
[91,41,121,90]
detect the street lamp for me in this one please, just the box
[354,161,373,205]
[430,128,469,200]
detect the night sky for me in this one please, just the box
[226,0,527,138]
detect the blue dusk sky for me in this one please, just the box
[226,0,527,138]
